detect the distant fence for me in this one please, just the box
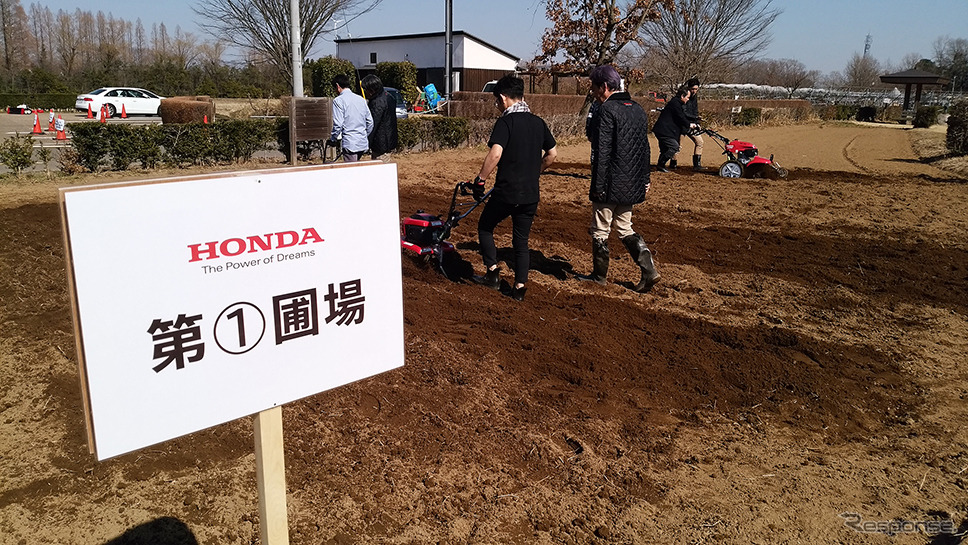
[703,84,967,109]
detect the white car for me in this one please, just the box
[75,87,165,118]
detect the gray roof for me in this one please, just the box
[334,30,519,63]
[880,69,951,85]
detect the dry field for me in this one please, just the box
[2,120,967,544]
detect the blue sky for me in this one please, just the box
[36,0,968,75]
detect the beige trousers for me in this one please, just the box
[590,202,635,241]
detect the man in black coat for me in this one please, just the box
[582,65,660,293]
[652,87,696,172]
[682,77,704,170]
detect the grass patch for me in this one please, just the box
[909,126,968,179]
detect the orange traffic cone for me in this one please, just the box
[99,105,107,123]
[86,103,94,119]
[48,111,55,130]
[203,114,209,124]
[120,104,127,118]
[31,113,44,134]
[55,115,67,140]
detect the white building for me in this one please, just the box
[335,31,519,93]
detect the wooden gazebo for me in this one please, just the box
[879,69,951,111]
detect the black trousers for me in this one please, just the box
[656,135,681,161]
[477,199,538,285]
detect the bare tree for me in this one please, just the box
[0,0,31,71]
[28,4,54,68]
[639,0,781,90]
[894,52,924,72]
[94,12,130,72]
[132,19,147,65]
[535,0,674,73]
[169,26,199,70]
[742,58,818,97]
[842,52,881,88]
[151,22,170,61]
[53,9,80,75]
[934,36,968,92]
[192,0,381,86]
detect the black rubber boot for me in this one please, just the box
[581,238,609,285]
[693,154,703,171]
[621,234,661,293]
[669,158,678,170]
[511,285,527,301]
[656,157,669,173]
[472,266,500,290]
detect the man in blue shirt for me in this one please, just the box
[330,74,373,162]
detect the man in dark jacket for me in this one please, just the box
[652,87,696,172]
[361,75,398,159]
[583,65,660,293]
[470,74,557,301]
[682,77,704,170]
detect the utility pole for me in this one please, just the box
[863,33,872,58]
[445,0,453,101]
[290,0,303,97]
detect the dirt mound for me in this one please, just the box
[2,122,967,544]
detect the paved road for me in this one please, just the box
[0,111,160,174]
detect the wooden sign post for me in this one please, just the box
[255,406,289,545]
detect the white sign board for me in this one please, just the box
[61,163,404,460]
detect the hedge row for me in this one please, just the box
[446,92,816,130]
[65,119,277,172]
[1,93,76,111]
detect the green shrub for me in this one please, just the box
[306,56,358,97]
[376,61,419,104]
[68,122,111,172]
[431,117,470,148]
[879,104,902,122]
[816,104,859,121]
[857,106,877,122]
[394,117,470,151]
[734,107,761,126]
[0,93,76,110]
[211,118,276,162]
[397,117,421,150]
[161,123,215,167]
[913,105,940,128]
[0,134,35,174]
[835,104,858,120]
[947,99,968,156]
[104,124,138,170]
[67,119,276,172]
[129,125,165,169]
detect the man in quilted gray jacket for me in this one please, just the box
[582,65,660,293]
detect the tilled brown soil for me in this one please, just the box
[1,122,967,544]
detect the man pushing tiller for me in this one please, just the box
[469,74,558,302]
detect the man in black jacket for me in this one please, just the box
[652,87,696,173]
[583,65,660,293]
[682,77,704,171]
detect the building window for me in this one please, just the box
[370,52,377,64]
